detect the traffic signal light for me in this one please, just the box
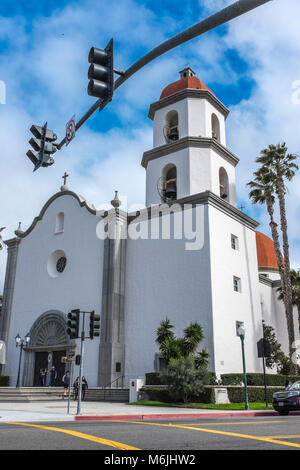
[26,122,57,171]
[67,309,80,339]
[88,39,114,101]
[89,311,100,339]
[75,354,81,366]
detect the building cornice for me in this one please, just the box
[128,190,259,231]
[148,89,230,120]
[259,274,281,289]
[18,190,97,239]
[141,136,239,169]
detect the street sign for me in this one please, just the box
[61,356,75,363]
[257,338,271,358]
[66,115,76,146]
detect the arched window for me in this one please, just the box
[164,110,179,143]
[219,167,229,201]
[162,163,177,201]
[55,212,64,233]
[211,113,220,142]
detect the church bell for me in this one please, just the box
[167,126,179,141]
[165,180,177,200]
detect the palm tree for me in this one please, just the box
[248,143,298,374]
[277,269,300,337]
[156,318,207,365]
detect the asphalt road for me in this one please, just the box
[1,415,300,453]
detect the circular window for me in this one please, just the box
[56,256,67,273]
[47,250,67,278]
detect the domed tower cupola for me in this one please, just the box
[142,68,239,207]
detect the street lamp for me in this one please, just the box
[15,332,30,388]
[237,325,249,410]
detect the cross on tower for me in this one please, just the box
[62,172,69,186]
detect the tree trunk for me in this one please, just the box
[276,170,297,375]
[266,194,296,374]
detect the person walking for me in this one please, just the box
[82,376,88,401]
[73,376,79,400]
[39,368,46,386]
[62,371,70,397]
[49,366,57,387]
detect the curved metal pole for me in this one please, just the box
[113,0,271,92]
[57,0,272,149]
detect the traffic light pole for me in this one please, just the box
[77,313,85,415]
[56,0,271,150]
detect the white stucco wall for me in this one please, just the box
[124,205,215,382]
[6,193,104,386]
[208,205,263,376]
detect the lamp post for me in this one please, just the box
[237,325,249,410]
[15,332,30,388]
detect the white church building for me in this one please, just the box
[0,67,298,387]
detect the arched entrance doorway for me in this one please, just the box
[23,311,74,386]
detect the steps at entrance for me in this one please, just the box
[0,387,129,403]
[85,388,129,402]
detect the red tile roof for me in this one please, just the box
[160,75,213,100]
[256,231,279,270]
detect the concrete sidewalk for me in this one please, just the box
[0,400,287,423]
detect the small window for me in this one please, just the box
[55,212,64,233]
[116,362,121,373]
[233,276,241,293]
[231,235,238,250]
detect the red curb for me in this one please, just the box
[75,410,300,421]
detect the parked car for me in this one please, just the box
[273,381,300,415]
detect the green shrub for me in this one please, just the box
[141,387,173,403]
[0,376,9,386]
[161,356,209,403]
[145,370,217,386]
[221,373,300,387]
[141,386,215,404]
[145,372,164,385]
[227,386,283,403]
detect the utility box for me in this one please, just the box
[129,379,144,403]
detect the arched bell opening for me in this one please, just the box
[164,110,179,143]
[219,167,229,201]
[211,113,220,142]
[162,163,177,201]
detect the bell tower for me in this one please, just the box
[141,68,239,207]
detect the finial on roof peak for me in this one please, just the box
[111,190,121,209]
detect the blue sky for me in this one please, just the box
[0,0,300,290]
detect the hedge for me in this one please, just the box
[227,386,283,403]
[141,386,216,404]
[221,373,300,387]
[0,376,9,386]
[145,371,217,386]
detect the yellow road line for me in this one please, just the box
[262,435,300,440]
[6,422,141,451]
[174,420,286,426]
[102,420,300,449]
